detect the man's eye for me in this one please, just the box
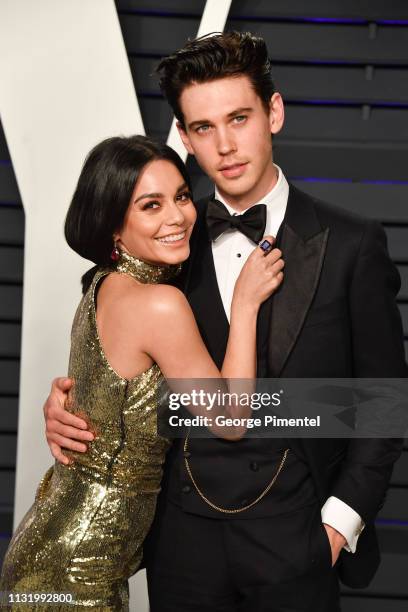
[143,201,160,210]
[233,115,247,124]
[196,124,210,133]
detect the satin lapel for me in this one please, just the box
[185,196,229,368]
[269,186,329,377]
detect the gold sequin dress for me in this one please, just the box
[0,252,178,610]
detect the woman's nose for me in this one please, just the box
[165,201,185,225]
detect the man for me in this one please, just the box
[44,32,407,611]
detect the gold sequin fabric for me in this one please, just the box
[0,255,173,610]
[116,249,182,284]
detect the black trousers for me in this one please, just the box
[144,499,341,612]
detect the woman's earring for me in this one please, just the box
[110,241,120,261]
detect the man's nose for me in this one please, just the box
[216,127,236,156]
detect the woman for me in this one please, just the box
[0,135,284,610]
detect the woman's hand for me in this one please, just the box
[232,236,284,313]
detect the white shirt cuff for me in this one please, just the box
[321,496,365,553]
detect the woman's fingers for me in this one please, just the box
[273,271,284,286]
[259,236,275,250]
[270,257,285,275]
[235,235,284,306]
[259,249,284,278]
[264,248,282,265]
[267,267,284,288]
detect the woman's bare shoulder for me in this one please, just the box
[142,283,189,313]
[98,274,190,326]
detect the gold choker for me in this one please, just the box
[115,250,182,284]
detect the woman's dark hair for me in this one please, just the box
[156,31,275,127]
[65,135,191,269]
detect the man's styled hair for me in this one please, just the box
[156,31,275,127]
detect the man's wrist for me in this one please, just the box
[323,524,347,567]
[321,496,364,553]
[323,523,346,548]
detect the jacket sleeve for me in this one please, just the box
[329,219,408,524]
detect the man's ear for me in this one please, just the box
[269,92,284,136]
[176,121,195,156]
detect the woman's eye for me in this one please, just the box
[177,191,192,202]
[143,201,160,210]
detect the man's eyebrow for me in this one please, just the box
[227,107,253,118]
[134,192,163,203]
[188,107,253,130]
[188,118,211,131]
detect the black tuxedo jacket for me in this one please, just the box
[163,184,407,588]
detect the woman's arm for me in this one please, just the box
[135,241,283,437]
[44,240,283,454]
[221,241,283,380]
[140,241,283,381]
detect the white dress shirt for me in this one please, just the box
[211,164,364,553]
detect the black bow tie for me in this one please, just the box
[206,199,267,244]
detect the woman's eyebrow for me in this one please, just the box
[134,192,163,203]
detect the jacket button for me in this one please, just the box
[250,461,259,472]
[182,485,191,494]
[184,451,191,458]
